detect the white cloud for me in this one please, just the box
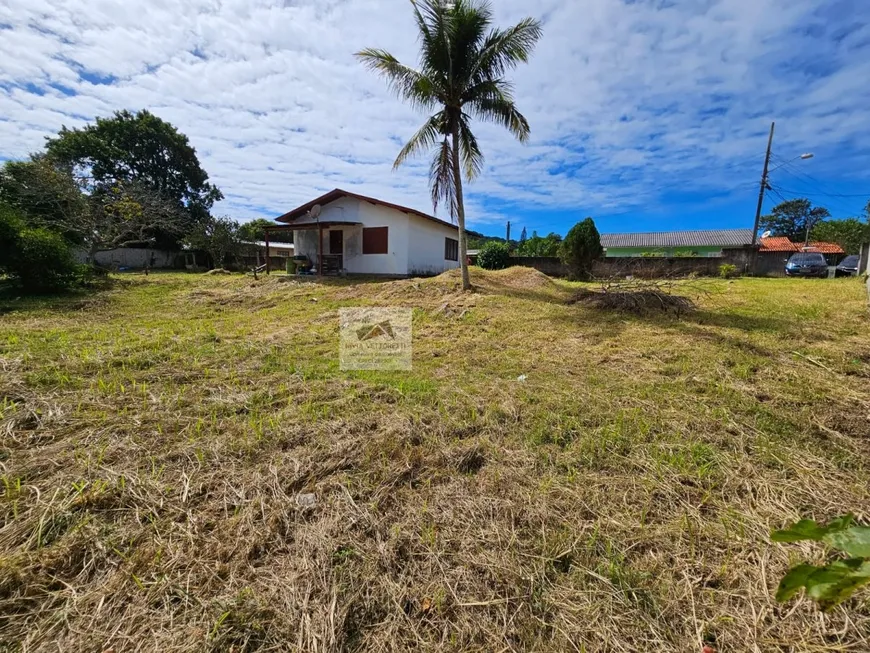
[1,0,868,229]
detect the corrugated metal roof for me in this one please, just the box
[601,228,754,249]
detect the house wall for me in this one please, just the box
[407,214,461,276]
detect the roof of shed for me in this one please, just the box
[758,236,798,252]
[601,228,754,249]
[275,188,458,231]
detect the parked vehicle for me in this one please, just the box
[785,252,829,278]
[835,255,860,277]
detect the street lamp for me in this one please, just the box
[751,122,814,245]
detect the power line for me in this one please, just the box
[769,154,870,199]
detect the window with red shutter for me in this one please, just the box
[362,227,389,254]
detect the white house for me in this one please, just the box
[266,189,461,276]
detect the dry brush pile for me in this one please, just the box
[1,269,869,652]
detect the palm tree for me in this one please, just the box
[357,0,541,290]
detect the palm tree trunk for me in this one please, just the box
[450,120,471,291]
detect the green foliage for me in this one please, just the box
[0,202,24,273]
[357,0,542,289]
[718,263,738,279]
[810,218,870,254]
[476,241,512,270]
[559,218,603,280]
[238,218,291,244]
[185,215,243,269]
[516,231,562,257]
[760,199,830,243]
[1,204,80,293]
[45,110,221,247]
[772,514,870,610]
[0,157,89,241]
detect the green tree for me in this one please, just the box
[559,218,602,280]
[1,157,186,262]
[186,215,243,270]
[357,0,541,290]
[238,218,292,244]
[45,109,222,245]
[811,218,870,254]
[517,231,562,257]
[0,157,88,240]
[519,226,527,245]
[0,201,79,293]
[760,199,831,244]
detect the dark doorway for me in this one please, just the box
[329,230,344,255]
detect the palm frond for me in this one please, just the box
[394,111,448,169]
[458,113,484,180]
[355,48,438,110]
[429,137,456,219]
[467,96,530,142]
[471,17,542,81]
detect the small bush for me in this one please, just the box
[719,263,738,279]
[476,241,511,270]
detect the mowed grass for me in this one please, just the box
[0,269,868,652]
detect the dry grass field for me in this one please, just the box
[1,269,868,652]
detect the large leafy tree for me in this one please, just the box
[760,198,830,244]
[357,0,541,290]
[45,110,222,245]
[811,218,870,254]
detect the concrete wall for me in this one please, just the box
[859,242,870,275]
[510,247,761,279]
[74,248,181,269]
[605,245,724,258]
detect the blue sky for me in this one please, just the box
[1,0,868,238]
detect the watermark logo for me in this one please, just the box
[340,307,412,370]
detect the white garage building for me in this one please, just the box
[266,189,461,277]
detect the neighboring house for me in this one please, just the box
[759,236,845,264]
[245,241,294,257]
[267,189,461,276]
[601,229,754,257]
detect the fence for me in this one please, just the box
[73,248,182,269]
[510,247,761,279]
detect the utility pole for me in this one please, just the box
[506,221,511,243]
[751,121,775,245]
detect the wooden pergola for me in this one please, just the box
[263,221,362,275]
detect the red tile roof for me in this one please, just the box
[758,237,845,255]
[804,241,845,254]
[758,236,799,252]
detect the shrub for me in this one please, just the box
[10,227,80,292]
[718,263,738,279]
[0,202,25,274]
[476,241,511,270]
[559,217,603,280]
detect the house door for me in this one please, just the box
[329,229,343,255]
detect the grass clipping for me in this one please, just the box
[572,279,698,315]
